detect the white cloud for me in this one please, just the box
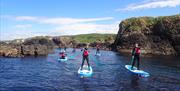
[13,16,117,34]
[1,30,41,40]
[13,16,114,25]
[54,23,118,35]
[116,0,180,11]
[1,15,118,40]
[38,17,114,25]
[15,16,37,21]
[14,24,32,29]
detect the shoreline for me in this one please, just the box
[0,47,179,58]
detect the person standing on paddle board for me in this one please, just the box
[96,45,100,55]
[81,47,90,70]
[64,47,67,52]
[72,46,76,52]
[131,43,141,70]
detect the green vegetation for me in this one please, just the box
[121,14,180,32]
[71,33,116,43]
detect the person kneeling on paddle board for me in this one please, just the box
[81,48,90,70]
[131,43,140,70]
[60,51,66,59]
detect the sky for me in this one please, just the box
[0,0,180,40]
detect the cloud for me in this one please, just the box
[1,30,41,40]
[37,17,114,25]
[116,0,180,11]
[13,16,117,35]
[14,24,32,29]
[54,23,118,35]
[15,16,37,21]
[1,15,118,40]
[13,16,114,25]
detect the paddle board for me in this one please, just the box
[78,65,93,77]
[58,57,68,62]
[125,65,150,77]
[95,53,101,56]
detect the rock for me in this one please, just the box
[0,45,22,57]
[113,14,180,56]
[0,36,54,57]
[0,34,115,57]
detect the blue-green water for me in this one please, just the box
[0,48,180,91]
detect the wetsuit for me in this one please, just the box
[96,46,100,54]
[81,49,90,70]
[131,47,140,70]
[96,48,100,54]
[64,47,67,51]
[72,48,76,52]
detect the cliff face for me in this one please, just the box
[113,14,180,55]
[0,37,55,57]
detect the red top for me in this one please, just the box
[83,50,89,56]
[60,53,65,57]
[135,47,140,54]
[132,47,140,55]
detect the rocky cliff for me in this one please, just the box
[0,37,55,57]
[113,14,180,55]
[0,34,115,57]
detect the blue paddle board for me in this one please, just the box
[125,65,150,77]
[78,65,93,77]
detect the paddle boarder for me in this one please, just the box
[80,47,90,70]
[131,43,141,70]
[96,45,100,55]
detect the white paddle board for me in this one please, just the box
[78,65,93,77]
[125,65,150,77]
[58,57,68,62]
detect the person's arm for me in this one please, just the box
[81,48,84,51]
[132,48,135,56]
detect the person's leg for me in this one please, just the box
[85,56,90,70]
[86,56,90,67]
[131,56,136,70]
[98,50,100,53]
[81,56,85,70]
[137,55,140,70]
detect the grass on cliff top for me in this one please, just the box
[70,33,116,43]
[122,14,180,31]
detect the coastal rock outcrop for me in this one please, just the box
[113,14,180,55]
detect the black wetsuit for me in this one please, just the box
[96,48,100,54]
[64,47,67,51]
[131,47,140,70]
[72,48,76,52]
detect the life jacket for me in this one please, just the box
[83,50,89,56]
[60,53,65,57]
[135,47,140,54]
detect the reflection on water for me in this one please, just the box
[0,48,180,91]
